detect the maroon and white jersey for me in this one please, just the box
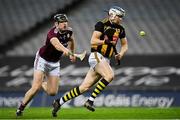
[39,27,73,62]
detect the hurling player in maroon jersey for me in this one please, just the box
[16,14,76,116]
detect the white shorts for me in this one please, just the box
[34,51,60,76]
[88,52,110,69]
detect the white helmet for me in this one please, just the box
[109,6,125,20]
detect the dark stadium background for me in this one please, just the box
[0,0,180,109]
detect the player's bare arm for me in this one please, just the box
[91,30,116,46]
[68,33,75,53]
[90,31,104,45]
[50,37,70,55]
[116,37,128,60]
[68,34,76,62]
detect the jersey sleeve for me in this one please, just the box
[46,28,58,45]
[95,21,104,33]
[119,27,126,39]
[69,30,73,38]
[47,30,56,40]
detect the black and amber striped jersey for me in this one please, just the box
[91,18,126,58]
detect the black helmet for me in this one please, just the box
[54,14,68,23]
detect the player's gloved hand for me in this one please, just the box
[104,39,111,44]
[104,39,117,46]
[104,35,113,45]
[103,34,117,45]
[63,49,71,56]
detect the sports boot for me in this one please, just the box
[52,99,61,117]
[84,99,95,112]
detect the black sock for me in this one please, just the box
[18,102,26,111]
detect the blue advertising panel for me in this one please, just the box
[0,90,179,107]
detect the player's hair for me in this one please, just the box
[54,14,68,23]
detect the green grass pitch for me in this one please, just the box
[0,107,180,119]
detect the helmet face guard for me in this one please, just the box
[109,6,125,20]
[54,14,68,23]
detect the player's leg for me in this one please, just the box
[42,80,47,92]
[52,68,100,117]
[46,75,59,96]
[84,59,114,111]
[58,68,100,105]
[16,52,47,116]
[42,61,60,95]
[16,70,45,116]
[47,75,60,117]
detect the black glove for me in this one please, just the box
[104,28,116,45]
[104,36,111,44]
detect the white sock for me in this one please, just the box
[89,97,95,102]
[59,98,65,105]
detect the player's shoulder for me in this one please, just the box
[118,24,125,30]
[96,18,109,25]
[95,18,108,28]
[101,18,109,24]
[67,27,73,31]
[48,27,56,32]
[65,27,73,36]
[112,23,125,31]
[48,27,57,36]
[48,27,73,34]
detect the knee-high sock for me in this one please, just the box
[59,87,81,105]
[18,102,26,111]
[89,79,109,102]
